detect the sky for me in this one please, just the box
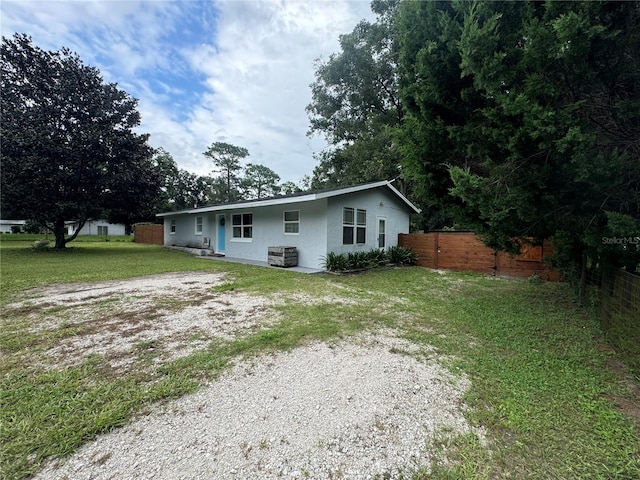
[1,0,375,183]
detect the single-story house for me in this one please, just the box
[67,219,126,236]
[0,219,26,233]
[157,180,421,270]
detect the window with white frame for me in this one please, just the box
[377,217,386,248]
[356,209,366,243]
[343,207,367,245]
[232,213,253,239]
[170,219,176,234]
[283,210,299,234]
[195,216,203,235]
[97,226,108,236]
[343,207,354,244]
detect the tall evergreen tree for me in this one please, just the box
[203,142,249,203]
[396,0,640,274]
[241,164,281,199]
[154,149,224,211]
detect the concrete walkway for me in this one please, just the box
[166,246,324,274]
[201,254,325,274]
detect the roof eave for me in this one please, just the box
[385,182,422,214]
[156,180,421,216]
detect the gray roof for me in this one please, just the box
[157,180,420,217]
[0,219,26,225]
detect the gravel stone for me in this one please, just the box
[35,335,483,480]
[9,272,485,479]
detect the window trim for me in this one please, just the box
[231,212,253,241]
[343,207,366,245]
[356,208,366,244]
[195,216,203,235]
[283,209,300,235]
[377,216,386,249]
[343,207,355,245]
[170,219,176,234]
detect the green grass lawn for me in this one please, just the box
[1,240,639,479]
[0,239,214,302]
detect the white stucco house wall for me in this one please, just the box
[157,181,420,270]
[0,220,26,233]
[67,219,126,236]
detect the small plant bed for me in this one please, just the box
[321,246,417,273]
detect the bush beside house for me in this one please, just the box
[321,246,417,273]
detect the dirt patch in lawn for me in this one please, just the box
[4,272,283,371]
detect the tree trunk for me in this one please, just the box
[53,219,67,249]
[52,218,86,248]
[578,251,588,305]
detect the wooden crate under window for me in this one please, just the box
[268,246,298,267]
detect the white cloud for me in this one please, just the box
[1,0,375,183]
[183,0,374,181]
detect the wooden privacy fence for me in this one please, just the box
[134,224,164,245]
[399,231,561,281]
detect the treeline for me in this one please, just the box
[0,34,305,248]
[154,142,309,213]
[307,0,640,279]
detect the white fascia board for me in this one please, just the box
[199,181,390,211]
[156,209,192,218]
[314,181,389,200]
[386,182,422,214]
[184,193,320,215]
[317,180,420,214]
[313,181,420,213]
[155,180,420,217]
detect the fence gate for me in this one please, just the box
[435,232,496,274]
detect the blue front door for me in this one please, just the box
[217,215,226,253]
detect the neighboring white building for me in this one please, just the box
[0,219,26,233]
[157,180,420,270]
[67,219,126,236]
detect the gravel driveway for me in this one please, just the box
[11,272,483,479]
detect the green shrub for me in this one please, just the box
[528,273,542,284]
[321,251,379,272]
[346,251,371,270]
[320,252,349,272]
[386,245,418,266]
[321,246,418,272]
[365,248,387,267]
[24,220,44,234]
